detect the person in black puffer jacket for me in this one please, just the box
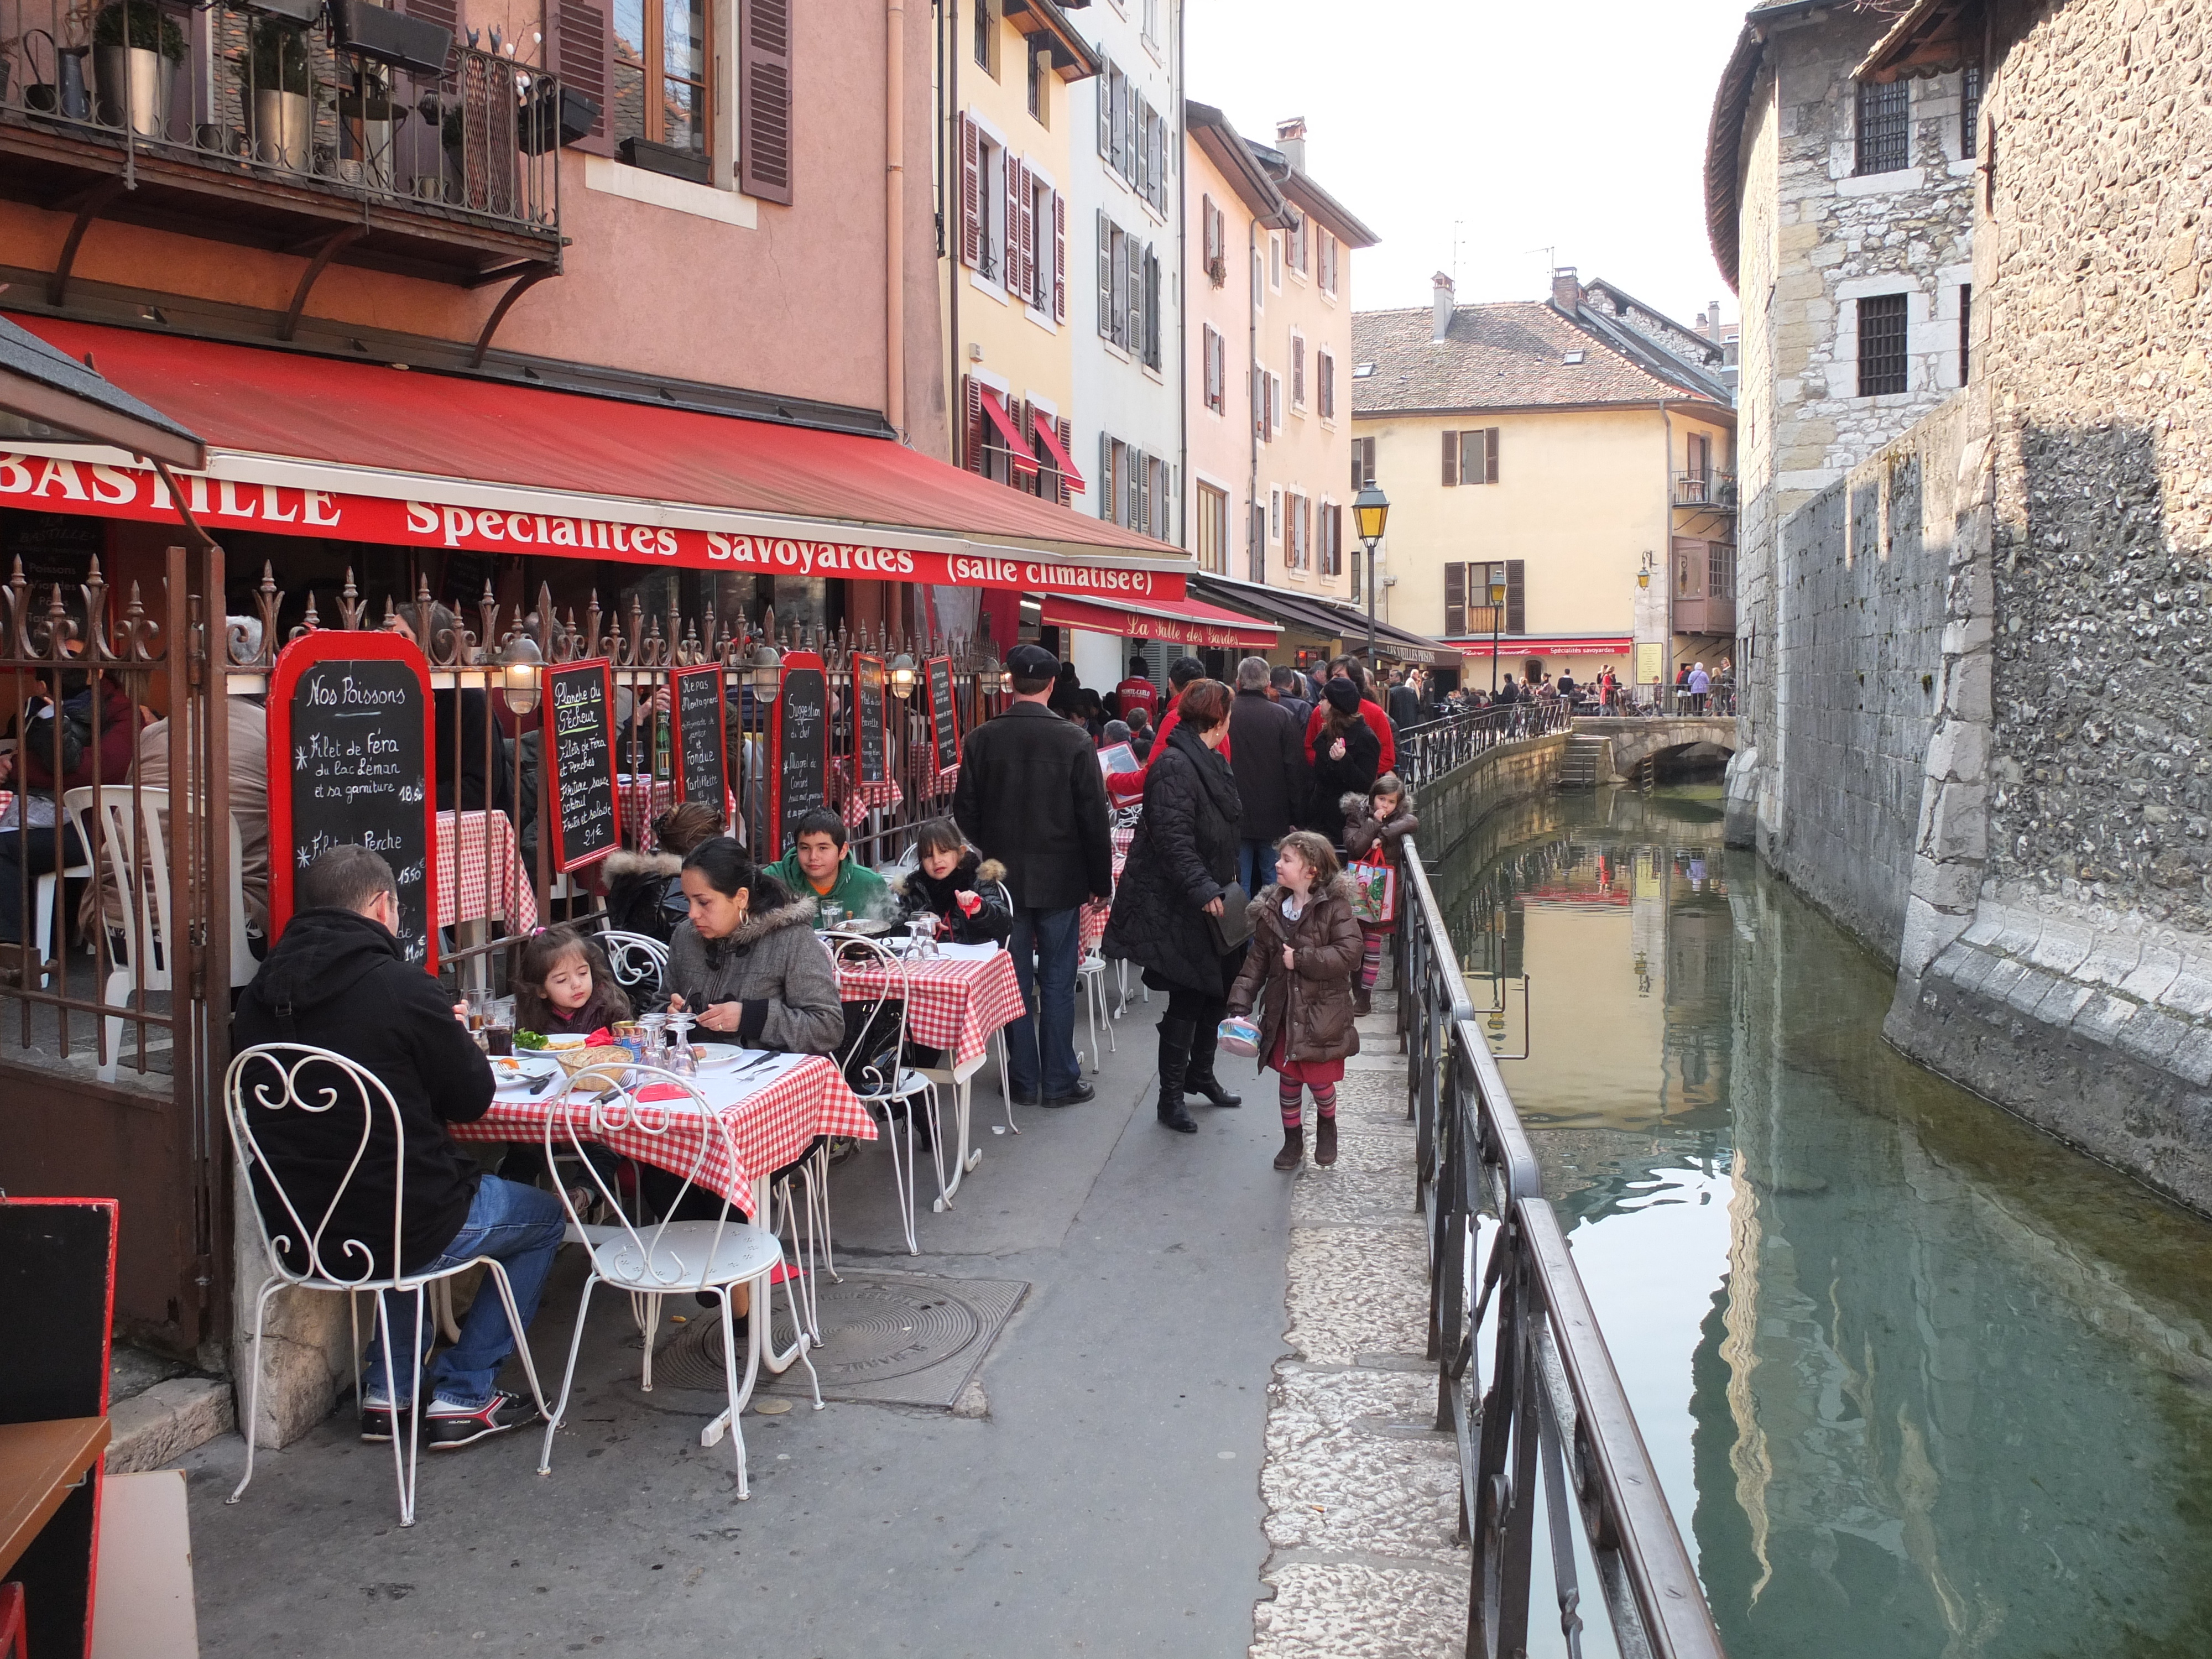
[1306,679,1381,844]
[891,818,1014,946]
[1102,679,1248,1134]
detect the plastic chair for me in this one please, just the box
[596,928,670,1006]
[832,933,945,1254]
[224,1042,552,1527]
[27,831,92,988]
[65,787,255,1082]
[536,1067,821,1497]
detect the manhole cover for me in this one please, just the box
[646,1273,1026,1409]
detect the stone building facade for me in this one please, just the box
[1706,0,1979,843]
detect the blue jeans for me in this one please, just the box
[361,1175,565,1408]
[1237,839,1279,896]
[1004,905,1082,1100]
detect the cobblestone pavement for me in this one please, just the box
[1250,982,1469,1658]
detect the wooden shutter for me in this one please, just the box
[1055,416,1073,505]
[1441,429,1458,486]
[1142,247,1160,367]
[962,374,982,472]
[1051,192,1067,321]
[1007,156,1027,296]
[738,0,792,204]
[1485,427,1500,484]
[1201,194,1217,267]
[1444,562,1466,635]
[1096,62,1112,158]
[1097,212,1113,339]
[1292,337,1304,406]
[550,0,612,155]
[959,117,981,268]
[1098,433,1113,522]
[1505,559,1525,633]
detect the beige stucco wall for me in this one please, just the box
[1183,135,1259,579]
[1254,215,1355,605]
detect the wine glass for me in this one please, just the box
[666,1006,697,1076]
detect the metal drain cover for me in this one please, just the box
[648,1273,1027,1409]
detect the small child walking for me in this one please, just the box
[1342,773,1420,1018]
[513,925,633,1039]
[1225,831,1365,1170]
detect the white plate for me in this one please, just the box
[492,1056,562,1092]
[691,1047,745,1073]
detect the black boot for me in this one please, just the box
[1155,1018,1198,1134]
[1183,1018,1243,1107]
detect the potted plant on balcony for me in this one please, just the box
[91,0,184,139]
[336,66,394,187]
[239,18,312,170]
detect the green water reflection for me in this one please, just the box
[1434,785,2212,1659]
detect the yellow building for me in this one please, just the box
[1350,269,1736,696]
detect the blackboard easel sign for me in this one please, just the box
[671,664,729,820]
[767,650,829,860]
[545,659,622,873]
[852,654,888,785]
[926,655,960,774]
[267,630,439,971]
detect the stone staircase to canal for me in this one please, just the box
[1251,967,1468,1658]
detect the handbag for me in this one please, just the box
[1349,853,1398,926]
[1217,1015,1260,1057]
[1204,881,1254,953]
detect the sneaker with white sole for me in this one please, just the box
[425,1389,539,1450]
[358,1392,413,1444]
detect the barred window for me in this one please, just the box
[1858,294,1910,397]
[1855,79,1911,175]
[1961,63,1982,158]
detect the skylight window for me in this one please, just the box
[1562,350,1585,365]
[1352,361,1376,379]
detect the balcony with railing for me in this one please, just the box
[1673,469,1738,511]
[0,0,569,286]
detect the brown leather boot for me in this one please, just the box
[1353,985,1372,1018]
[1272,1127,1303,1170]
[1314,1117,1338,1167]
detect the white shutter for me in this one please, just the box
[1097,210,1113,339]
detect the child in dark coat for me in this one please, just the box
[893,818,1014,947]
[1342,772,1420,1017]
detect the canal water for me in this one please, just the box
[1431,784,2212,1659]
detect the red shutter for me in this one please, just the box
[551,0,612,155]
[959,117,981,269]
[1051,192,1067,321]
[738,0,792,204]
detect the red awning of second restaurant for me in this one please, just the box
[1030,415,1086,493]
[1039,592,1280,649]
[978,391,1040,476]
[0,315,1190,602]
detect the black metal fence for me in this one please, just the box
[1394,702,1573,790]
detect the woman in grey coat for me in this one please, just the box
[666,838,844,1054]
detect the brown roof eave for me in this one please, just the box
[1186,102,1296,227]
[1006,0,1102,79]
[1350,398,1737,426]
[1855,0,1979,80]
[1704,22,1767,295]
[1280,174,1379,249]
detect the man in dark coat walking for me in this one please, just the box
[954,643,1114,1107]
[1228,656,1306,895]
[1387,670,1422,732]
[1270,665,1313,733]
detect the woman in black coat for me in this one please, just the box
[1306,679,1381,846]
[1102,679,1248,1134]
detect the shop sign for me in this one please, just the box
[545,660,622,872]
[767,651,829,860]
[671,665,730,821]
[925,656,959,775]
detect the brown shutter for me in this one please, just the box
[1444,562,1466,635]
[1006,154,1025,294]
[1056,416,1073,505]
[962,375,982,472]
[959,117,981,269]
[550,0,612,155]
[1505,559,1525,633]
[738,0,792,204]
[1441,429,1458,487]
[1485,427,1500,483]
[1052,191,1067,321]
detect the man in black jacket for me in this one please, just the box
[953,643,1114,1107]
[1229,656,1306,894]
[1269,665,1313,733]
[1387,669,1422,732]
[232,846,560,1448]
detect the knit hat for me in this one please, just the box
[1324,679,1362,715]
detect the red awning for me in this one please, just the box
[1030,414,1086,493]
[979,391,1040,476]
[1454,637,1631,657]
[1040,592,1279,649]
[0,316,1188,602]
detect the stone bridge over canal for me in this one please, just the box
[1566,715,1739,783]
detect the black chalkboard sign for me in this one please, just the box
[672,664,729,820]
[926,655,960,773]
[267,632,437,969]
[545,659,622,873]
[769,650,829,860]
[853,654,888,784]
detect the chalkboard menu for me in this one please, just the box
[545,659,622,872]
[672,664,729,818]
[768,650,829,860]
[926,655,960,773]
[266,630,438,970]
[852,654,888,784]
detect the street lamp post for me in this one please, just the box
[1490,574,1506,697]
[1352,483,1390,669]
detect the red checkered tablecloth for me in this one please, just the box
[1080,847,1130,953]
[830,760,902,828]
[436,811,538,932]
[618,775,740,848]
[836,947,1024,1070]
[451,1055,875,1216]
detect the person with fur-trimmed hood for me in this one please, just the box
[892,818,1014,947]
[1341,773,1419,1017]
[1225,831,1364,1170]
[602,801,726,944]
[665,838,844,1053]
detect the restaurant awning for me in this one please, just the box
[1187,574,1460,668]
[1030,415,1086,493]
[1040,591,1279,650]
[0,316,1191,602]
[0,315,204,469]
[979,390,1040,477]
[1457,635,1631,658]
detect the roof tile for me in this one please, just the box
[1349,300,1724,416]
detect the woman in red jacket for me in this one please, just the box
[1301,659,1396,775]
[0,665,137,984]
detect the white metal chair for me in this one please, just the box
[595,928,671,1008]
[224,1042,552,1527]
[65,786,255,1081]
[536,1067,821,1497]
[833,933,945,1254]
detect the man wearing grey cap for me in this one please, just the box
[953,643,1114,1107]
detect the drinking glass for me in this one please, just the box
[819,900,847,933]
[484,998,515,1057]
[910,913,938,957]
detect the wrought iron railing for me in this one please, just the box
[1399,838,1725,1659]
[1672,471,1737,510]
[1395,702,1573,789]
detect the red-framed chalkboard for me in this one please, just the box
[766,650,828,860]
[670,663,729,818]
[545,659,622,873]
[925,655,960,774]
[266,630,439,972]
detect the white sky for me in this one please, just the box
[1184,0,1746,333]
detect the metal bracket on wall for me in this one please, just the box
[278,227,367,342]
[469,266,559,368]
[46,178,128,307]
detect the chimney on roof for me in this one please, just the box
[1431,272,1455,343]
[1274,117,1307,173]
[1551,265,1582,314]
[1708,300,1724,345]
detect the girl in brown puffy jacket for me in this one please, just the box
[1226,830,1365,1170]
[1342,773,1419,1018]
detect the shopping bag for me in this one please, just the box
[1349,854,1397,926]
[1218,1015,1260,1057]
